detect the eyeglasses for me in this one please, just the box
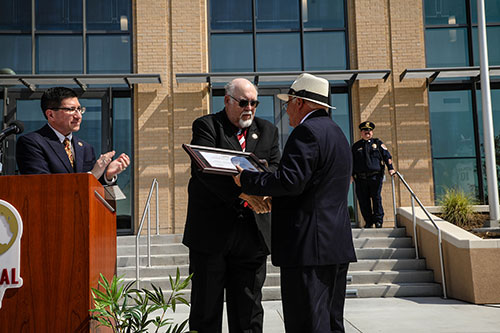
[281,98,296,111]
[51,106,86,115]
[229,95,260,108]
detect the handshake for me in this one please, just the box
[233,164,271,214]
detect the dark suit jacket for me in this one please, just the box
[16,124,97,175]
[183,109,281,254]
[240,109,357,267]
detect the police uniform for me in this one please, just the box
[352,121,394,228]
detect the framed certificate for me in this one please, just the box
[182,144,270,175]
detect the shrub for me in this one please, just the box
[90,269,193,333]
[439,188,477,228]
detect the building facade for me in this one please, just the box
[1,0,499,234]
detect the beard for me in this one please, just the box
[238,111,254,128]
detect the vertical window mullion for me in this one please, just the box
[31,0,35,74]
[471,81,485,202]
[465,0,475,66]
[252,0,257,72]
[299,0,305,71]
[83,0,87,73]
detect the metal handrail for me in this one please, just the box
[391,171,447,299]
[135,178,160,288]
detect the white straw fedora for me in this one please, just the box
[277,73,335,109]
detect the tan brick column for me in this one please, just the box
[134,0,209,234]
[349,0,434,226]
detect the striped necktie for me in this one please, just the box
[63,138,74,168]
[237,129,247,151]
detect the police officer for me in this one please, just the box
[352,121,396,228]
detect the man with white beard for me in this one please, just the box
[183,78,281,332]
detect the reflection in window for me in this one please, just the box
[37,35,83,74]
[114,98,133,231]
[303,0,344,29]
[256,33,301,71]
[36,0,83,31]
[304,32,346,70]
[425,28,469,67]
[86,0,131,31]
[0,0,31,30]
[88,35,131,73]
[471,27,500,66]
[210,0,252,30]
[475,89,500,157]
[211,34,253,72]
[15,100,46,141]
[0,35,31,74]
[429,90,475,158]
[471,0,500,24]
[256,0,299,30]
[424,0,467,25]
[78,99,102,156]
[433,158,479,200]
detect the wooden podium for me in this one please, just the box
[0,174,116,332]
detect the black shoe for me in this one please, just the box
[375,222,383,228]
[364,224,373,228]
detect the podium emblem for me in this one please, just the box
[0,200,23,308]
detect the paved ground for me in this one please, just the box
[156,297,500,332]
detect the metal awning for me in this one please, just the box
[0,74,162,91]
[400,66,500,83]
[176,70,391,86]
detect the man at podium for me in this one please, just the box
[15,87,129,183]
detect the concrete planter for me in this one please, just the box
[397,206,500,304]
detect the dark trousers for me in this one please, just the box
[280,263,350,333]
[188,218,268,333]
[354,176,384,227]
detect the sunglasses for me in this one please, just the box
[229,95,260,108]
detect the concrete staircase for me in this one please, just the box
[116,228,442,300]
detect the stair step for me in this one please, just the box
[355,248,416,259]
[349,283,443,297]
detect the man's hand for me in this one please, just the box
[105,153,130,180]
[239,193,272,214]
[389,169,396,176]
[90,151,116,179]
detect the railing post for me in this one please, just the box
[135,236,140,288]
[411,196,419,259]
[155,180,160,235]
[391,174,397,228]
[147,203,151,267]
[438,229,448,299]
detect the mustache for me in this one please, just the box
[240,111,253,118]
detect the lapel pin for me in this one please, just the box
[252,133,258,139]
[78,142,83,147]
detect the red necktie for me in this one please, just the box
[237,129,247,151]
[63,138,74,168]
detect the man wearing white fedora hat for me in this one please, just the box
[234,73,356,332]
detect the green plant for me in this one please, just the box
[439,188,477,228]
[90,268,193,333]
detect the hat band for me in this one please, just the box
[288,89,329,105]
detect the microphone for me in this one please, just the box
[0,120,24,142]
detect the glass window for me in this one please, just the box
[331,93,350,142]
[471,0,500,24]
[36,35,83,73]
[471,26,500,66]
[429,90,475,158]
[86,0,131,31]
[425,28,469,67]
[303,0,344,29]
[256,0,299,30]
[87,35,131,73]
[113,97,133,230]
[77,98,102,156]
[424,0,467,25]
[15,100,46,138]
[475,89,500,157]
[210,34,253,72]
[433,158,479,199]
[36,0,83,31]
[304,32,346,70]
[0,35,31,74]
[256,33,301,71]
[256,95,274,124]
[210,0,252,30]
[0,0,31,30]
